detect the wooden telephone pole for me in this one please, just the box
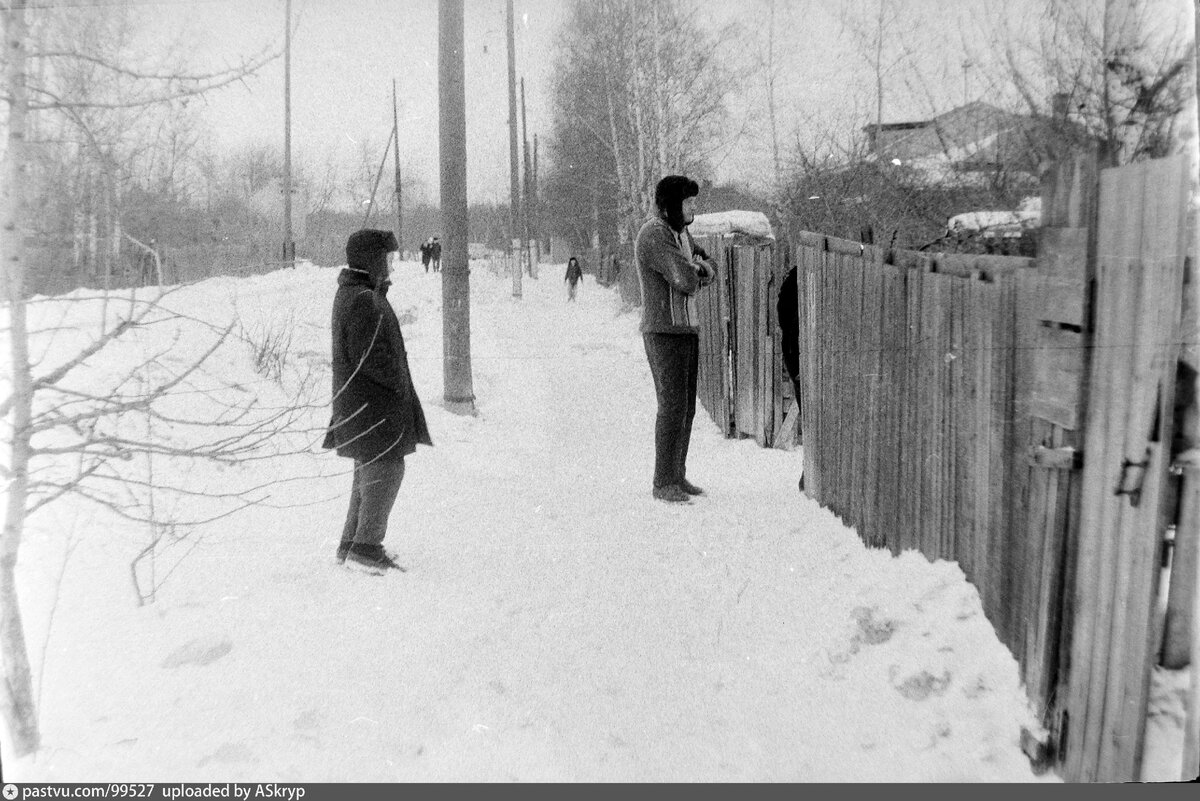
[392,79,403,257]
[506,0,521,298]
[520,76,535,278]
[282,0,295,266]
[438,0,475,412]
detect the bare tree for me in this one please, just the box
[1,0,281,756]
[978,0,1193,165]
[839,0,924,133]
[2,0,42,759]
[545,0,741,245]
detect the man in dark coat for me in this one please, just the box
[323,229,433,572]
[635,175,717,503]
[430,237,442,272]
[564,256,583,301]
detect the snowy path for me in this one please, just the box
[10,262,1051,782]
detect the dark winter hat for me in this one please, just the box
[346,229,399,269]
[654,175,700,231]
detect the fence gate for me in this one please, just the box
[1063,154,1191,782]
[695,235,733,436]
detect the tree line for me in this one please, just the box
[540,0,1194,255]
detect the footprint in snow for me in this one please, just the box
[890,667,952,701]
[197,742,257,767]
[161,634,233,669]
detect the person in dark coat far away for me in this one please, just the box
[565,256,583,301]
[420,239,432,273]
[323,228,433,573]
[635,175,717,504]
[430,237,442,272]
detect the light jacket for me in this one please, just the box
[635,215,716,334]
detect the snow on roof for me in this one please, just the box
[947,207,1040,237]
[688,210,775,239]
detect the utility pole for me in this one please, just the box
[282,0,295,267]
[506,0,521,298]
[438,0,475,413]
[520,76,534,278]
[532,132,539,267]
[392,79,403,257]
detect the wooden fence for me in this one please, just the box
[780,153,1194,782]
[692,234,786,445]
[655,153,1195,781]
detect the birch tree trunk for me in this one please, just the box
[766,0,782,193]
[652,1,668,179]
[0,0,45,758]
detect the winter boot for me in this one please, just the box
[344,543,403,573]
[679,479,705,496]
[652,484,691,504]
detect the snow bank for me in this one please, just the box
[689,210,775,240]
[2,258,1064,782]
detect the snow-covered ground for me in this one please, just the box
[3,258,1080,781]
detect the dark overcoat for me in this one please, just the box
[322,269,432,461]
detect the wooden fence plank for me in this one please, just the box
[971,279,994,599]
[903,267,924,555]
[924,268,943,559]
[953,278,974,578]
[835,252,851,518]
[1065,228,1122,780]
[868,253,888,546]
[988,276,1018,642]
[849,253,867,534]
[1095,164,1160,781]
[1179,464,1200,780]
[879,264,904,554]
[809,244,827,503]
[802,245,819,500]
[1108,157,1189,780]
[1077,169,1142,780]
[944,275,960,562]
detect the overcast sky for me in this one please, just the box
[141,0,1194,205]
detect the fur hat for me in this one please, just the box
[346,229,399,269]
[654,175,700,231]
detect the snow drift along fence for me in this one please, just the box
[787,152,1194,782]
[792,229,1090,772]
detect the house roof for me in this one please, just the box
[864,100,1059,173]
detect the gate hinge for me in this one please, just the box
[1115,455,1150,507]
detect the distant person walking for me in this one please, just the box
[565,256,583,301]
[430,237,442,273]
[635,175,716,504]
[420,238,432,273]
[323,228,433,573]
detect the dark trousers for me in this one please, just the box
[644,332,699,489]
[340,457,406,547]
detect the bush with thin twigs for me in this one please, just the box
[239,312,296,385]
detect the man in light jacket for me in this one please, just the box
[635,175,717,503]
